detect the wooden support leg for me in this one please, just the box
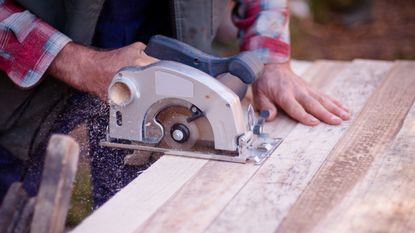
[0,183,29,233]
[30,134,80,233]
[0,135,80,233]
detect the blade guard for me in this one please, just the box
[107,61,246,152]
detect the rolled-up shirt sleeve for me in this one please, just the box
[233,0,290,64]
[0,0,71,88]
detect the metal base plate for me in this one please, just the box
[246,136,283,165]
[100,137,282,165]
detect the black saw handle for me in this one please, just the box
[144,35,263,84]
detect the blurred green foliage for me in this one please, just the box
[66,160,93,227]
[309,0,370,25]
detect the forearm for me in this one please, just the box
[48,42,98,93]
[48,41,157,98]
[0,0,155,97]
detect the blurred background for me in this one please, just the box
[66,0,415,228]
[215,0,415,60]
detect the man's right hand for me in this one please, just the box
[48,42,158,99]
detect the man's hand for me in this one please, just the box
[252,62,351,126]
[48,42,157,98]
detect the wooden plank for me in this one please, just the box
[290,60,312,77]
[276,61,415,233]
[72,59,318,233]
[31,135,80,233]
[135,116,296,233]
[14,197,36,233]
[72,156,208,233]
[313,85,415,233]
[133,61,349,233]
[0,183,28,233]
[301,60,348,88]
[204,60,394,233]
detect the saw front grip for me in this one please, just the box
[144,35,264,84]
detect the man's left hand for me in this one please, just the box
[252,63,351,126]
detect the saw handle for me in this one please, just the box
[144,35,263,84]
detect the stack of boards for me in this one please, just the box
[72,59,415,233]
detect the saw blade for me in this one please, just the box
[156,106,215,151]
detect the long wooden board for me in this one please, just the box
[71,60,315,233]
[71,156,208,233]
[314,88,415,233]
[134,60,350,233]
[204,60,393,233]
[72,60,411,233]
[277,61,415,233]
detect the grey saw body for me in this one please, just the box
[100,35,282,165]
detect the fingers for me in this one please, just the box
[252,63,352,126]
[327,95,350,113]
[278,94,320,126]
[254,94,278,121]
[311,92,351,121]
[298,95,342,125]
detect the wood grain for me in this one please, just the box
[0,183,28,233]
[72,156,208,233]
[276,61,415,233]
[134,61,348,233]
[72,60,315,233]
[31,135,80,233]
[205,60,393,233]
[135,114,297,233]
[14,197,35,233]
[301,60,348,88]
[313,85,415,233]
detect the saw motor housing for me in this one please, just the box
[107,61,246,152]
[101,35,282,164]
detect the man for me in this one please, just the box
[0,0,350,206]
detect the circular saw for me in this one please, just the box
[100,35,282,165]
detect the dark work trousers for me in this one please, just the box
[0,92,150,208]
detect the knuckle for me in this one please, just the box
[302,96,317,109]
[313,93,325,102]
[132,42,146,50]
[288,103,303,118]
[278,93,292,106]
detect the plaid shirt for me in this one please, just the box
[0,0,290,88]
[0,0,71,88]
[234,0,290,64]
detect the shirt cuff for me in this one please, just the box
[0,4,72,88]
[240,35,290,64]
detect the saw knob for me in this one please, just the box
[144,35,263,84]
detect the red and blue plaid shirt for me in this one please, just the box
[0,0,290,88]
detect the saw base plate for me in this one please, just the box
[100,136,283,165]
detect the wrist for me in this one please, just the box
[264,62,290,70]
[48,42,102,93]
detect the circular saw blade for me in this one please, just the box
[156,106,214,151]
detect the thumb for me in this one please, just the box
[254,95,278,121]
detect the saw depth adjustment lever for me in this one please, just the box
[144,35,264,84]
